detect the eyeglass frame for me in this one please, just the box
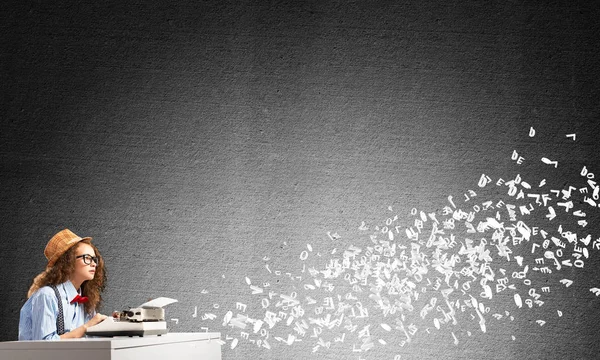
[76,254,99,265]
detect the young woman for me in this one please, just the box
[19,229,108,340]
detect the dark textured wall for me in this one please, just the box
[2,1,600,359]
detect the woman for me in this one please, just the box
[19,229,108,340]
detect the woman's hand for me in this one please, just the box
[59,313,107,339]
[86,313,108,328]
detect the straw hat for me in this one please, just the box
[44,229,92,267]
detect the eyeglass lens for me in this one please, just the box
[78,254,98,265]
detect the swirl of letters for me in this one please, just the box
[191,129,599,358]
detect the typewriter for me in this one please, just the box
[86,297,178,337]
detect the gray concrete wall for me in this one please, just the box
[2,1,599,359]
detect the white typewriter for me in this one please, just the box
[86,297,178,337]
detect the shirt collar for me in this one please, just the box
[61,280,81,302]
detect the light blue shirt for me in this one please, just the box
[18,281,94,340]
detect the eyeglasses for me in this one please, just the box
[76,254,99,265]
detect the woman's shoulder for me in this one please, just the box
[30,284,59,300]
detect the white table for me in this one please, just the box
[0,332,221,360]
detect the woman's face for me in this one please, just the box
[72,242,97,284]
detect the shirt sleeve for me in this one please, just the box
[82,308,96,338]
[85,309,96,323]
[30,290,60,340]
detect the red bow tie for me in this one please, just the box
[70,294,89,304]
